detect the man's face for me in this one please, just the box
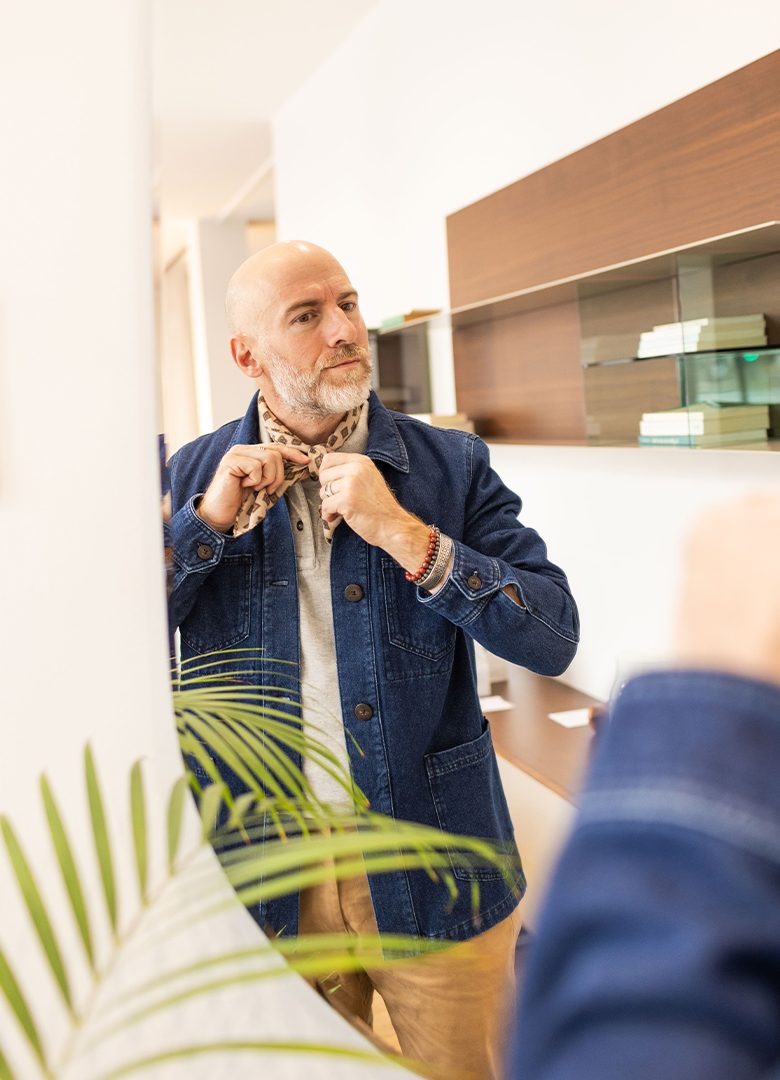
[254,253,372,419]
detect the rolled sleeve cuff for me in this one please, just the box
[170,495,230,576]
[417,540,501,625]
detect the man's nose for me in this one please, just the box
[323,305,358,347]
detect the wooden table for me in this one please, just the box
[486,668,603,803]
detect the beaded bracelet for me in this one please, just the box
[417,532,453,591]
[405,524,440,583]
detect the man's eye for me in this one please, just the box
[341,302,356,313]
[294,312,314,324]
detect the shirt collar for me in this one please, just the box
[229,390,410,474]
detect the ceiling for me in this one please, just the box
[152,0,379,221]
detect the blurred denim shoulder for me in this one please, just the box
[511,669,780,1080]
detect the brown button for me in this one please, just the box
[344,583,364,602]
[296,519,304,531]
[196,543,214,560]
[467,572,482,590]
[354,703,373,721]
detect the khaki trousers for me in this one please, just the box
[299,867,522,1079]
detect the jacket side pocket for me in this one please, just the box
[424,719,518,881]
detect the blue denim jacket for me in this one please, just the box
[167,391,579,941]
[511,671,780,1079]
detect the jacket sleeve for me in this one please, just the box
[164,445,238,643]
[165,496,235,629]
[418,434,579,675]
[510,671,780,1080]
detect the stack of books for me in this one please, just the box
[637,314,766,358]
[638,403,770,448]
[379,309,441,330]
[410,412,475,433]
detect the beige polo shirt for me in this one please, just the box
[258,401,370,809]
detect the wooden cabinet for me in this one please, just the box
[445,51,780,445]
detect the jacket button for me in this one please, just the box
[344,583,364,602]
[467,572,482,590]
[354,703,373,721]
[197,543,214,560]
[296,519,304,531]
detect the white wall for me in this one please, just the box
[273,0,780,697]
[274,0,780,328]
[190,219,255,429]
[0,4,390,1075]
[487,443,780,699]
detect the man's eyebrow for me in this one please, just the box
[283,290,358,318]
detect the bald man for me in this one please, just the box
[166,241,579,1077]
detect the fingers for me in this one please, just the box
[272,444,310,464]
[225,451,284,494]
[231,443,308,465]
[199,443,304,532]
[319,452,361,484]
[225,455,277,492]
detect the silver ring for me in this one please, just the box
[323,481,333,498]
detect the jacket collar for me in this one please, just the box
[365,391,410,473]
[227,390,410,474]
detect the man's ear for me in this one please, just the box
[231,336,265,378]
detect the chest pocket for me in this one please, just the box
[180,554,253,654]
[380,556,456,682]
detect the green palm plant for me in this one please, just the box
[0,651,518,1079]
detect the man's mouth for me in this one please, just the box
[326,354,364,370]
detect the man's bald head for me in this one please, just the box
[224,239,371,428]
[225,240,349,338]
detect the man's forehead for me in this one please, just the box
[268,263,355,307]
[226,244,356,333]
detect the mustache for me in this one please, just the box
[321,345,372,370]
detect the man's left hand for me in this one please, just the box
[319,453,430,573]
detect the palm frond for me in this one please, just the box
[165,775,188,874]
[100,932,453,1017]
[0,650,514,1078]
[0,944,49,1075]
[82,934,461,1054]
[94,1039,411,1080]
[84,745,118,935]
[0,816,74,1016]
[129,763,148,905]
[40,775,95,971]
[0,1043,17,1080]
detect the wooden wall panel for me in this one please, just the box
[584,357,681,442]
[709,251,780,343]
[447,51,780,309]
[453,302,585,440]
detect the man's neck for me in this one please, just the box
[258,388,345,445]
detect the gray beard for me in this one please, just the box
[263,346,373,420]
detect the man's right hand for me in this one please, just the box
[674,491,780,688]
[196,443,309,533]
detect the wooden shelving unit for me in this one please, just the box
[444,51,780,445]
[486,669,602,804]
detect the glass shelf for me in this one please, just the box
[578,224,780,448]
[375,222,780,448]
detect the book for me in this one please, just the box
[410,412,475,433]
[641,403,769,423]
[650,315,765,332]
[640,405,769,436]
[580,333,641,365]
[638,428,768,447]
[640,330,766,346]
[637,313,767,357]
[638,334,767,358]
[379,308,441,330]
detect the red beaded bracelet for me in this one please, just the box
[405,524,441,583]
